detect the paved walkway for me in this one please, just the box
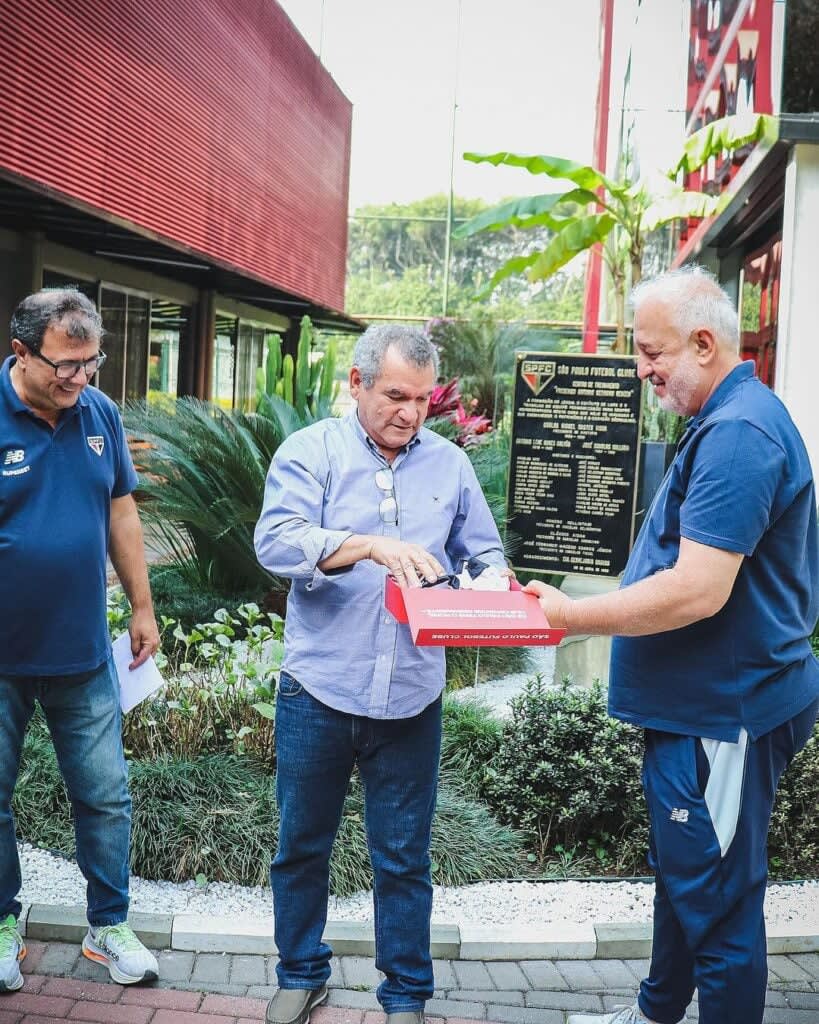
[5,941,818,1023]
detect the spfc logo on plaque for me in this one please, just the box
[521,360,556,396]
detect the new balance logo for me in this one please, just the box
[3,449,24,465]
[670,807,689,823]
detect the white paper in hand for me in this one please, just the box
[112,632,166,713]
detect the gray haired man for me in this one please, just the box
[255,325,506,1024]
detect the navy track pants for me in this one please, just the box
[637,698,818,1024]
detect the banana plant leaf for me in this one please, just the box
[453,188,601,238]
[670,113,777,177]
[463,150,620,194]
[527,213,616,281]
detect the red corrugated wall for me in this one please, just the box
[0,0,351,311]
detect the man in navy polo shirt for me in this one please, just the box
[527,267,819,1024]
[0,288,161,990]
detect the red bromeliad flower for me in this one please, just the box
[428,378,492,447]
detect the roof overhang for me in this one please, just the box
[0,170,363,333]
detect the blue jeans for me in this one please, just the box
[272,671,442,1013]
[0,658,131,926]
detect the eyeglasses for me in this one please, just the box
[31,349,107,380]
[375,468,398,525]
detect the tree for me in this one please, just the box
[454,114,776,350]
[346,194,585,321]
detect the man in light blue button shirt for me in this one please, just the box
[255,325,505,1024]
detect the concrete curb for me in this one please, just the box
[19,904,819,960]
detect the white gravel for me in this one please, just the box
[16,842,819,929]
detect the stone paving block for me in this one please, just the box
[424,997,487,1019]
[35,941,82,975]
[157,950,195,983]
[341,956,383,991]
[480,1003,562,1024]
[454,989,525,1006]
[246,985,279,999]
[119,987,202,1010]
[459,924,596,961]
[761,1009,819,1023]
[168,980,249,996]
[327,988,381,1010]
[70,955,112,983]
[526,990,606,1012]
[787,954,819,979]
[172,914,276,954]
[431,959,456,990]
[452,960,494,990]
[591,958,640,990]
[26,905,87,944]
[594,923,652,960]
[67,1001,153,1023]
[191,952,232,985]
[554,959,604,990]
[0,1010,24,1024]
[229,954,267,987]
[485,961,530,991]
[20,939,46,975]
[39,977,119,1002]
[152,1011,233,1024]
[11,970,46,993]
[784,991,819,1009]
[764,990,788,1007]
[767,957,814,983]
[0,990,75,1016]
[327,956,345,988]
[518,960,569,991]
[200,992,268,1018]
[313,1010,365,1024]
[622,958,651,983]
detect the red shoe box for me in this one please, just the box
[384,576,566,647]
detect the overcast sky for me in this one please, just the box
[278,0,603,210]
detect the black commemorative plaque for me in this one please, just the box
[508,352,641,577]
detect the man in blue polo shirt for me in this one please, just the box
[0,288,161,990]
[527,267,819,1024]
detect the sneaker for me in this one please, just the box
[82,923,159,985]
[0,915,25,992]
[567,1006,682,1024]
[266,984,328,1024]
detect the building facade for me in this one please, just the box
[0,0,355,409]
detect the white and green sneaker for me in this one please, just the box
[82,922,158,985]
[0,914,25,992]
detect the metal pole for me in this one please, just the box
[442,0,463,317]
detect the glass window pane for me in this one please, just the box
[125,295,150,402]
[97,287,126,404]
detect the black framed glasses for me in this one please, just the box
[375,468,398,525]
[31,349,107,380]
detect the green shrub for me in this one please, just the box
[119,604,282,762]
[15,720,522,895]
[148,565,265,639]
[440,697,503,796]
[769,721,819,878]
[445,645,529,689]
[484,677,647,872]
